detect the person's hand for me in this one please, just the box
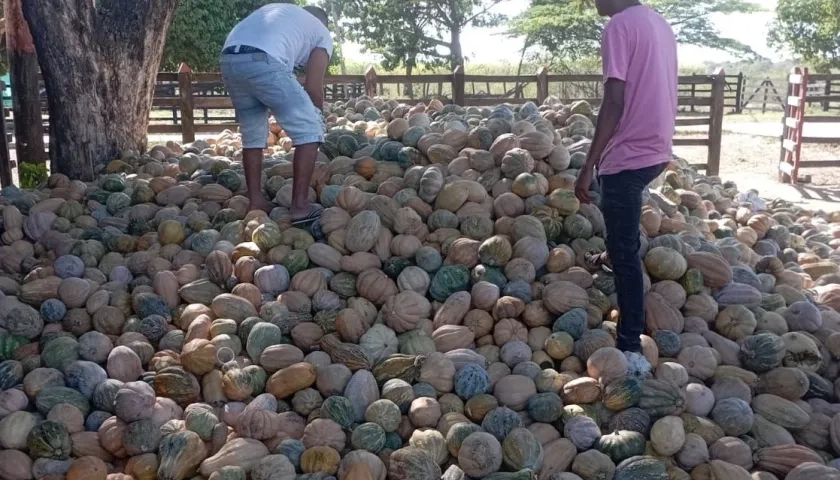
[575,166,593,204]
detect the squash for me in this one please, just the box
[594,430,646,463]
[753,445,825,477]
[613,456,668,480]
[199,437,270,476]
[650,415,685,456]
[458,432,503,478]
[388,446,443,480]
[710,398,754,436]
[158,430,206,480]
[27,419,72,460]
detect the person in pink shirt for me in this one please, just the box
[574,0,678,371]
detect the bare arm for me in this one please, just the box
[583,78,626,173]
[304,47,330,110]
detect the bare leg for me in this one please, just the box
[242,148,274,213]
[290,143,321,220]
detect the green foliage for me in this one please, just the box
[768,0,840,72]
[340,0,508,72]
[162,0,343,72]
[19,162,47,189]
[510,0,761,67]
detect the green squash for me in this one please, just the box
[526,392,563,423]
[41,336,80,373]
[680,268,704,295]
[383,257,413,280]
[27,420,71,460]
[350,422,386,453]
[638,380,684,417]
[563,214,593,239]
[244,365,267,395]
[429,265,471,302]
[484,469,537,480]
[100,174,126,192]
[320,395,355,428]
[281,249,310,277]
[124,418,162,456]
[739,333,785,373]
[613,456,668,480]
[595,430,647,463]
[0,360,24,390]
[328,272,357,298]
[36,386,91,416]
[502,427,543,471]
[185,407,218,441]
[158,430,206,480]
[603,378,642,412]
[216,169,242,191]
[338,135,361,157]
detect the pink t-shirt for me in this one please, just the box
[597,5,678,176]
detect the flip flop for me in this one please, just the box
[291,207,324,226]
[584,250,613,273]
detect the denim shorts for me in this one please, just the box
[220,53,325,149]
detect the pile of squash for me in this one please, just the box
[2,95,840,480]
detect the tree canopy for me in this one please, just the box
[340,0,508,72]
[768,0,840,71]
[509,0,761,66]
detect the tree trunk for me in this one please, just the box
[404,63,414,99]
[449,25,463,70]
[22,0,179,181]
[4,0,46,165]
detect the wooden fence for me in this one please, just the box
[779,68,840,183]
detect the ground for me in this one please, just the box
[674,110,840,211]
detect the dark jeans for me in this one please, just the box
[599,162,668,352]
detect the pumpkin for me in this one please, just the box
[27,420,72,460]
[388,446,443,480]
[158,430,206,480]
[595,430,646,464]
[710,398,754,436]
[458,432,503,478]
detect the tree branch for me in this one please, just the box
[463,0,506,25]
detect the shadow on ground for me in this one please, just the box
[793,185,840,203]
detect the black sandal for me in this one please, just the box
[584,250,613,273]
[291,207,324,226]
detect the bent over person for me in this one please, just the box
[573,0,678,373]
[220,4,332,223]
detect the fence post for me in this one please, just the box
[363,66,377,97]
[735,72,744,113]
[824,79,831,112]
[453,66,465,106]
[536,67,549,105]
[706,68,725,177]
[0,81,11,187]
[178,63,195,144]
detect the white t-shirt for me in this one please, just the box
[224,4,333,69]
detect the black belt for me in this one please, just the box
[222,45,265,55]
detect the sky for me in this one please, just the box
[340,0,788,67]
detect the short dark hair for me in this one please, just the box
[303,6,329,26]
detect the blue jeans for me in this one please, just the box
[220,52,324,149]
[599,162,668,352]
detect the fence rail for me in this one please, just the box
[779,68,840,183]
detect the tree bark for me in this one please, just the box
[404,63,414,99]
[22,0,179,181]
[449,25,463,70]
[4,0,46,165]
